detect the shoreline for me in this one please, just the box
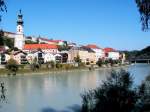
[0,64,130,77]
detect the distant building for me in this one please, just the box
[4,31,16,39]
[12,51,28,64]
[68,46,96,64]
[68,42,77,48]
[23,44,59,54]
[104,47,120,60]
[85,44,105,61]
[38,37,66,46]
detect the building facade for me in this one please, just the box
[14,10,25,50]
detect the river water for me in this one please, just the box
[0,64,150,112]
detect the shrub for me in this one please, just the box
[5,58,18,75]
[86,62,90,65]
[81,70,147,112]
[56,62,62,69]
[46,61,55,69]
[96,59,103,67]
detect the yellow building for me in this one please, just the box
[68,47,96,64]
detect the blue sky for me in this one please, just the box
[1,0,150,51]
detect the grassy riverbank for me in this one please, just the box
[0,64,129,76]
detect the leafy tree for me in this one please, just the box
[81,70,146,112]
[0,0,7,103]
[3,36,14,48]
[30,57,40,71]
[96,59,103,67]
[5,58,18,75]
[46,61,55,69]
[74,54,81,63]
[135,0,150,31]
[25,40,38,44]
[0,30,4,46]
[0,0,7,21]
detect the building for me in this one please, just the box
[44,53,55,63]
[86,44,105,62]
[38,37,66,46]
[23,44,58,54]
[104,47,120,60]
[12,51,28,64]
[68,47,96,64]
[4,31,16,39]
[14,10,25,50]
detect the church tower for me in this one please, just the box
[14,10,25,50]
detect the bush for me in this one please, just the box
[30,63,40,71]
[62,64,73,70]
[96,59,103,67]
[56,62,62,69]
[79,62,85,67]
[46,61,55,69]
[81,70,148,112]
[5,58,18,75]
[86,62,90,65]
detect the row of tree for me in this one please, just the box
[124,46,150,60]
[81,70,150,112]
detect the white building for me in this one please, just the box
[107,52,120,60]
[104,48,120,60]
[14,10,25,50]
[23,44,59,54]
[44,53,55,63]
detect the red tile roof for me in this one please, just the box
[24,44,58,50]
[104,47,116,53]
[86,44,101,49]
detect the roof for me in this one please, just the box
[4,31,16,35]
[70,46,95,53]
[86,44,101,49]
[104,47,116,53]
[81,46,95,53]
[24,44,58,50]
[38,38,64,43]
[13,51,27,55]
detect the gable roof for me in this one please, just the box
[13,51,27,55]
[24,44,58,50]
[38,38,64,43]
[86,44,101,49]
[104,47,116,53]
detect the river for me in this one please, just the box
[0,64,150,112]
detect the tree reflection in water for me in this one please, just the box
[0,82,6,102]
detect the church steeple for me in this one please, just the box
[15,10,25,50]
[17,9,24,34]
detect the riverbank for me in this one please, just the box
[0,64,130,77]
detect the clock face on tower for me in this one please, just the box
[17,25,23,34]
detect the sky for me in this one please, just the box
[0,0,150,51]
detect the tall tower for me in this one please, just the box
[14,10,25,50]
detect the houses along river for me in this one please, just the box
[0,64,150,112]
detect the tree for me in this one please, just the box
[5,58,19,75]
[0,30,4,46]
[81,70,147,112]
[46,61,55,69]
[135,0,150,31]
[96,59,103,67]
[0,0,7,21]
[0,0,7,104]
[74,54,81,63]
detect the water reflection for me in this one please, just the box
[0,64,149,112]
